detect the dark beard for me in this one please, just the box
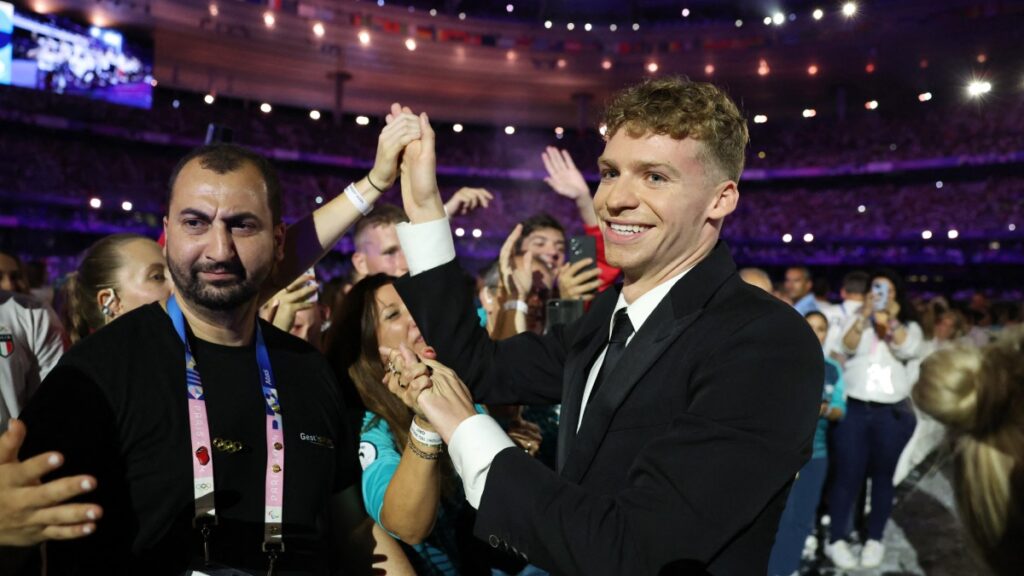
[168,258,261,311]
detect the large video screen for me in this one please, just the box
[2,1,153,108]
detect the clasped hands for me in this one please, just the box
[380,344,477,444]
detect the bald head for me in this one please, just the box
[739,267,773,293]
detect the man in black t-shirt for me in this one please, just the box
[14,144,377,575]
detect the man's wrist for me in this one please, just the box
[406,197,446,224]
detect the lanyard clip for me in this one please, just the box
[193,516,218,565]
[262,541,285,576]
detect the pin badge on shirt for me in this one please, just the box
[195,446,211,466]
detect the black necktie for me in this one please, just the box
[588,308,634,405]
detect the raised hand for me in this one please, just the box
[370,103,422,190]
[0,420,102,546]
[557,259,602,301]
[541,146,590,200]
[444,187,494,216]
[392,105,444,223]
[498,224,533,300]
[258,274,317,333]
[541,147,598,227]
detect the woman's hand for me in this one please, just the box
[369,104,422,190]
[506,418,542,457]
[380,343,433,419]
[258,274,317,333]
[414,362,478,444]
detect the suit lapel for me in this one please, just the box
[558,241,739,483]
[560,297,701,483]
[556,291,616,473]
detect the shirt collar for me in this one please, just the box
[611,267,693,337]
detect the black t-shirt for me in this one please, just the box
[19,303,360,575]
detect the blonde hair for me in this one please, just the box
[913,326,1024,575]
[602,76,749,183]
[59,234,148,344]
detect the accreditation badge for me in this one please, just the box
[865,362,894,396]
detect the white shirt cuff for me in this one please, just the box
[395,217,456,276]
[447,414,516,509]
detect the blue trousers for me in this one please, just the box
[768,457,828,576]
[828,399,916,542]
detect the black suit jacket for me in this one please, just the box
[395,241,823,575]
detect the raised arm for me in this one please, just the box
[266,104,423,296]
[541,147,597,227]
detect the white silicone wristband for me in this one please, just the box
[410,419,443,446]
[344,183,374,216]
[503,300,528,314]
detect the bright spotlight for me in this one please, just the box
[601,59,613,70]
[358,30,371,45]
[782,233,793,243]
[472,228,483,238]
[967,80,992,97]
[647,62,659,73]
[753,114,768,124]
[842,2,857,17]
[405,38,416,51]
[313,22,325,37]
[857,204,866,213]
[802,108,817,118]
[309,110,321,120]
[584,23,592,31]
[763,16,772,25]
[315,196,323,204]
[504,125,515,135]
[204,94,215,105]
[453,123,464,133]
[758,60,770,76]
[807,64,819,76]
[812,8,824,20]
[121,201,133,211]
[355,115,370,126]
[455,227,465,237]
[772,12,785,25]
[544,20,552,29]
[864,100,879,110]
[263,11,275,28]
[921,230,933,240]
[260,102,272,113]
[598,123,608,136]
[803,233,814,243]
[89,197,102,209]
[918,92,932,102]
[554,126,565,136]
[947,229,959,239]
[705,64,715,75]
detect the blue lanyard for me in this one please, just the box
[166,296,286,566]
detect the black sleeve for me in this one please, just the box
[18,364,131,573]
[473,308,823,575]
[394,260,571,406]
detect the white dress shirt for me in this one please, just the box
[396,217,690,507]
